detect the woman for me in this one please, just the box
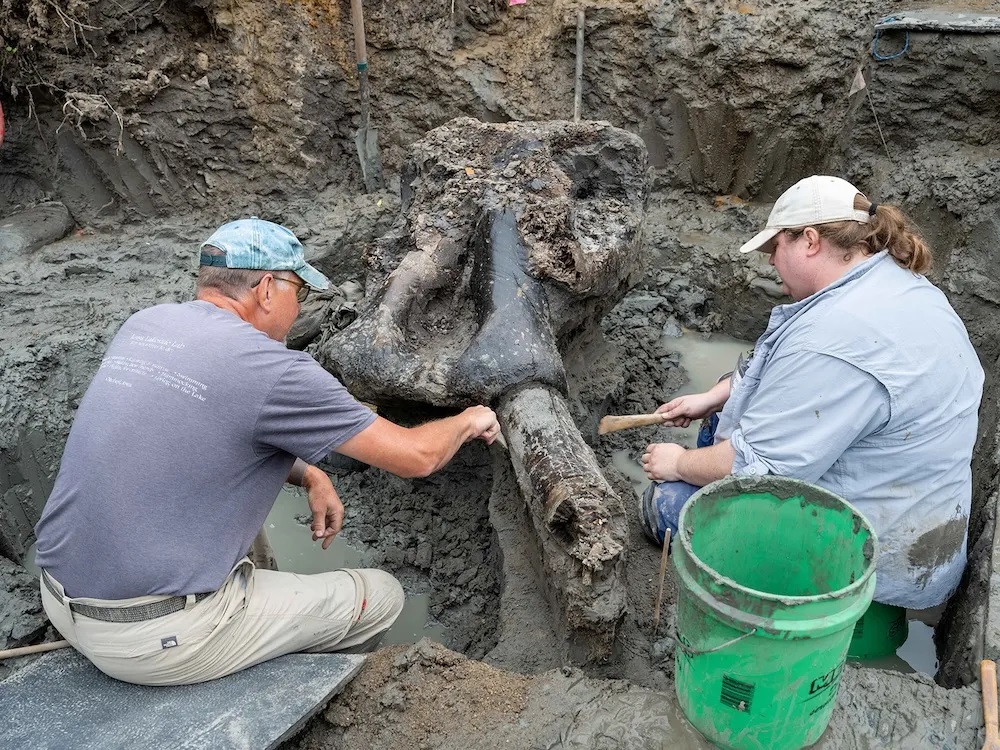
[641,175,983,621]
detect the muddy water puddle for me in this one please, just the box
[614,329,941,678]
[611,329,752,488]
[265,486,447,646]
[860,608,941,677]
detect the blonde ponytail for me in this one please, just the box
[815,196,932,275]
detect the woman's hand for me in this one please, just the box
[655,392,717,427]
[655,376,732,426]
[642,442,687,482]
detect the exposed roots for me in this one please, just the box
[58,92,125,155]
[44,0,99,53]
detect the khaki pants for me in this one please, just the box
[40,559,404,686]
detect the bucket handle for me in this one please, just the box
[678,627,758,657]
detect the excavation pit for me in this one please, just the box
[2,1,1000,747]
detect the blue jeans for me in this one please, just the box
[639,414,718,546]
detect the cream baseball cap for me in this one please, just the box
[738,175,872,254]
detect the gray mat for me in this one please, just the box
[0,647,365,749]
[875,10,1000,33]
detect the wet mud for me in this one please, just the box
[909,513,969,588]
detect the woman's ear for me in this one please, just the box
[803,226,822,256]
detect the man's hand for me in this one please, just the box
[642,442,687,482]
[302,465,344,550]
[462,405,502,445]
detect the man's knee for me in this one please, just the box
[326,568,404,653]
[355,568,405,628]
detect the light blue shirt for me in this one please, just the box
[716,252,983,608]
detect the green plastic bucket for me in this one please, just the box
[673,476,877,750]
[847,601,907,660]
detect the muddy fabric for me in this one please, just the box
[718,251,984,609]
[40,561,402,686]
[34,301,376,599]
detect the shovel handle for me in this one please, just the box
[598,413,666,435]
[350,0,368,67]
[984,659,1000,741]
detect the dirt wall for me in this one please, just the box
[0,0,920,220]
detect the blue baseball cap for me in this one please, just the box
[199,217,330,290]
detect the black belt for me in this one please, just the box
[43,571,211,624]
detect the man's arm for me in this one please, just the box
[286,458,308,486]
[335,406,501,478]
[280,404,499,550]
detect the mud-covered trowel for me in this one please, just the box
[350,0,384,193]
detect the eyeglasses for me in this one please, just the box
[278,276,310,303]
[252,274,309,303]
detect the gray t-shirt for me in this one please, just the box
[34,301,376,599]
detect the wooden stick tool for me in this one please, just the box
[598,413,667,435]
[651,529,672,637]
[0,639,70,662]
[983,659,1000,750]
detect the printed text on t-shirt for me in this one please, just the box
[99,355,208,402]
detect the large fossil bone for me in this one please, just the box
[317,117,649,660]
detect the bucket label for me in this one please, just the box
[803,663,844,716]
[807,663,843,696]
[720,674,755,713]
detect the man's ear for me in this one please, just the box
[254,273,275,311]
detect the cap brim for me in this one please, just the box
[294,261,331,290]
[738,227,782,254]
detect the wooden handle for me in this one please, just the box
[598,413,665,435]
[350,0,367,66]
[983,659,999,739]
[651,528,672,636]
[0,639,71,661]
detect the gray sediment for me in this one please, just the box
[2,1,1000,747]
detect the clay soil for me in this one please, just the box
[2,1,1000,748]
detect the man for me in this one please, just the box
[641,175,983,612]
[33,217,502,686]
